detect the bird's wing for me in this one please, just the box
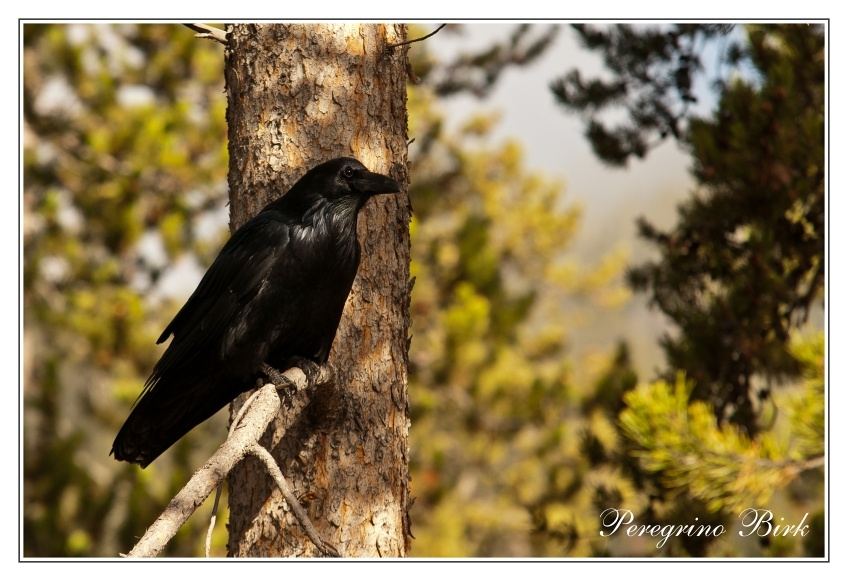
[148,213,292,387]
[115,214,297,464]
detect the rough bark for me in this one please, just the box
[223,23,412,558]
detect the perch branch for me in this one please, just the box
[125,365,334,558]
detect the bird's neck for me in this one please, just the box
[299,195,363,264]
[329,196,364,260]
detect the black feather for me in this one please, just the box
[111,157,400,467]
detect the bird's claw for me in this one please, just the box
[287,356,321,389]
[260,363,295,389]
[261,364,297,409]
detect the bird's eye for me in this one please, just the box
[343,167,354,178]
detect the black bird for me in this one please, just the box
[112,157,400,467]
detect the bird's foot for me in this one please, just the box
[261,363,297,408]
[286,356,322,390]
[260,363,295,389]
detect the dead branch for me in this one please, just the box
[204,484,224,558]
[246,443,340,557]
[386,23,446,49]
[183,23,228,45]
[125,365,335,558]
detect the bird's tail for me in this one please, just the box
[111,373,246,468]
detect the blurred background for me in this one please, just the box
[22,22,824,558]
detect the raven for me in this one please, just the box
[112,157,400,467]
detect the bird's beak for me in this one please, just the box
[354,170,401,195]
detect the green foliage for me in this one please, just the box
[547,23,825,557]
[627,24,824,433]
[406,37,633,556]
[785,332,825,459]
[409,23,824,557]
[551,24,734,166]
[24,23,230,557]
[615,332,824,555]
[621,373,793,514]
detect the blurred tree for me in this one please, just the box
[549,23,825,556]
[623,24,824,434]
[431,22,824,557]
[23,23,230,556]
[551,24,735,167]
[405,33,632,557]
[424,23,561,98]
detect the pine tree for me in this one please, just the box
[548,23,825,557]
[624,24,824,433]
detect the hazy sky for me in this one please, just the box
[422,23,711,378]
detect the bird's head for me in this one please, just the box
[304,157,401,201]
[265,157,401,220]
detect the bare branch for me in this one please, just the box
[387,23,446,49]
[772,454,825,473]
[229,386,266,438]
[183,23,228,45]
[125,364,334,558]
[247,443,341,558]
[126,383,279,557]
[204,484,224,558]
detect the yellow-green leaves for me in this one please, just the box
[24,24,230,557]
[406,74,629,557]
[619,343,824,516]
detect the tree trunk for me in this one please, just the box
[223,23,412,558]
